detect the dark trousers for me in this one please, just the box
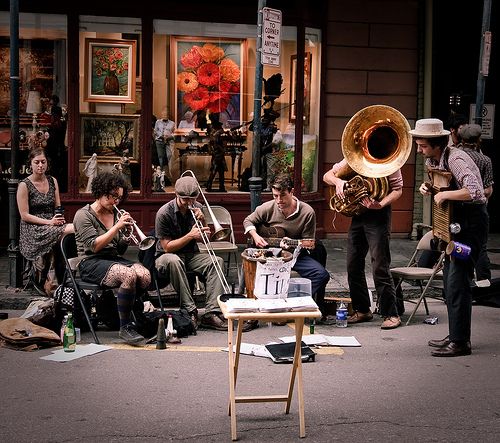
[347,206,398,317]
[292,241,330,315]
[444,203,488,342]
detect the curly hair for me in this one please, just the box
[91,172,129,202]
[271,174,293,192]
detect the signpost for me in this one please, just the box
[262,7,281,66]
[470,104,495,139]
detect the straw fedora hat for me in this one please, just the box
[409,118,450,138]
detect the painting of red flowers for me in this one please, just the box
[171,37,245,129]
[84,38,136,103]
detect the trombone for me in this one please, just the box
[180,170,231,294]
[113,205,156,250]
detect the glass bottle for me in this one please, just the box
[63,312,76,352]
[60,314,68,343]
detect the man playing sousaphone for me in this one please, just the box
[243,174,330,319]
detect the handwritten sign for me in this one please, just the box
[254,258,292,299]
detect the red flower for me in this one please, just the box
[197,63,221,87]
[184,86,210,111]
[180,46,203,69]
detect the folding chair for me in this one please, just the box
[59,232,101,344]
[198,205,241,283]
[390,230,445,325]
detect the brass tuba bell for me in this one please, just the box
[330,105,412,216]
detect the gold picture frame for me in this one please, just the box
[80,113,140,160]
[84,38,136,103]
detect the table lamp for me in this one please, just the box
[26,90,42,134]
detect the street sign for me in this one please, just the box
[470,104,495,139]
[261,7,281,66]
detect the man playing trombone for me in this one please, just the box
[155,175,228,331]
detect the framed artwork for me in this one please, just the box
[80,113,139,160]
[84,38,136,103]
[121,33,142,81]
[170,36,246,129]
[0,37,57,116]
[289,52,312,126]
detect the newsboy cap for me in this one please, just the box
[458,124,482,142]
[175,176,199,197]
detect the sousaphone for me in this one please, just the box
[330,105,412,216]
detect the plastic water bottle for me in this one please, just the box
[63,312,76,352]
[336,301,348,328]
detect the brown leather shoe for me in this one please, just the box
[428,336,450,348]
[431,341,471,357]
[200,312,228,331]
[347,310,373,324]
[381,316,401,330]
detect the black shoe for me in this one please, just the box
[189,309,199,335]
[200,312,228,331]
[428,335,450,348]
[431,341,471,357]
[317,315,336,326]
[240,319,259,332]
[119,322,145,346]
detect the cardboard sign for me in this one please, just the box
[254,258,292,299]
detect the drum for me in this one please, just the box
[241,249,293,298]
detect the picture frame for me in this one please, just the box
[80,113,140,160]
[289,52,312,126]
[170,36,246,129]
[84,38,136,103]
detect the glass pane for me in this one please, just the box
[78,16,142,195]
[0,13,68,191]
[153,19,297,193]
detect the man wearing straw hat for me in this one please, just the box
[412,118,488,357]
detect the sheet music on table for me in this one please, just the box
[224,296,319,313]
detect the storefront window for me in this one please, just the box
[78,16,142,195]
[0,13,67,190]
[152,19,303,194]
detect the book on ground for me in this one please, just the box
[265,341,316,363]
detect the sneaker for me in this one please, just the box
[200,312,228,331]
[119,322,146,346]
[347,310,373,324]
[189,309,199,335]
[381,316,401,330]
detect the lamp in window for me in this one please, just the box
[26,90,42,133]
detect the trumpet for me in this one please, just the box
[114,205,156,250]
[180,170,231,294]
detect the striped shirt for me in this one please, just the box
[425,146,486,203]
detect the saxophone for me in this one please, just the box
[328,105,412,217]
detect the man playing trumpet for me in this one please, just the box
[155,176,229,331]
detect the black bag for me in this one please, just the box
[134,307,195,338]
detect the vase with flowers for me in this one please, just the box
[177,42,241,124]
[92,46,129,95]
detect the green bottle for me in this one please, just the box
[63,312,76,352]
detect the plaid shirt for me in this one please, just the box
[426,146,486,203]
[459,145,494,188]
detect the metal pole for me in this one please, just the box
[249,0,266,211]
[8,0,23,288]
[474,0,492,124]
